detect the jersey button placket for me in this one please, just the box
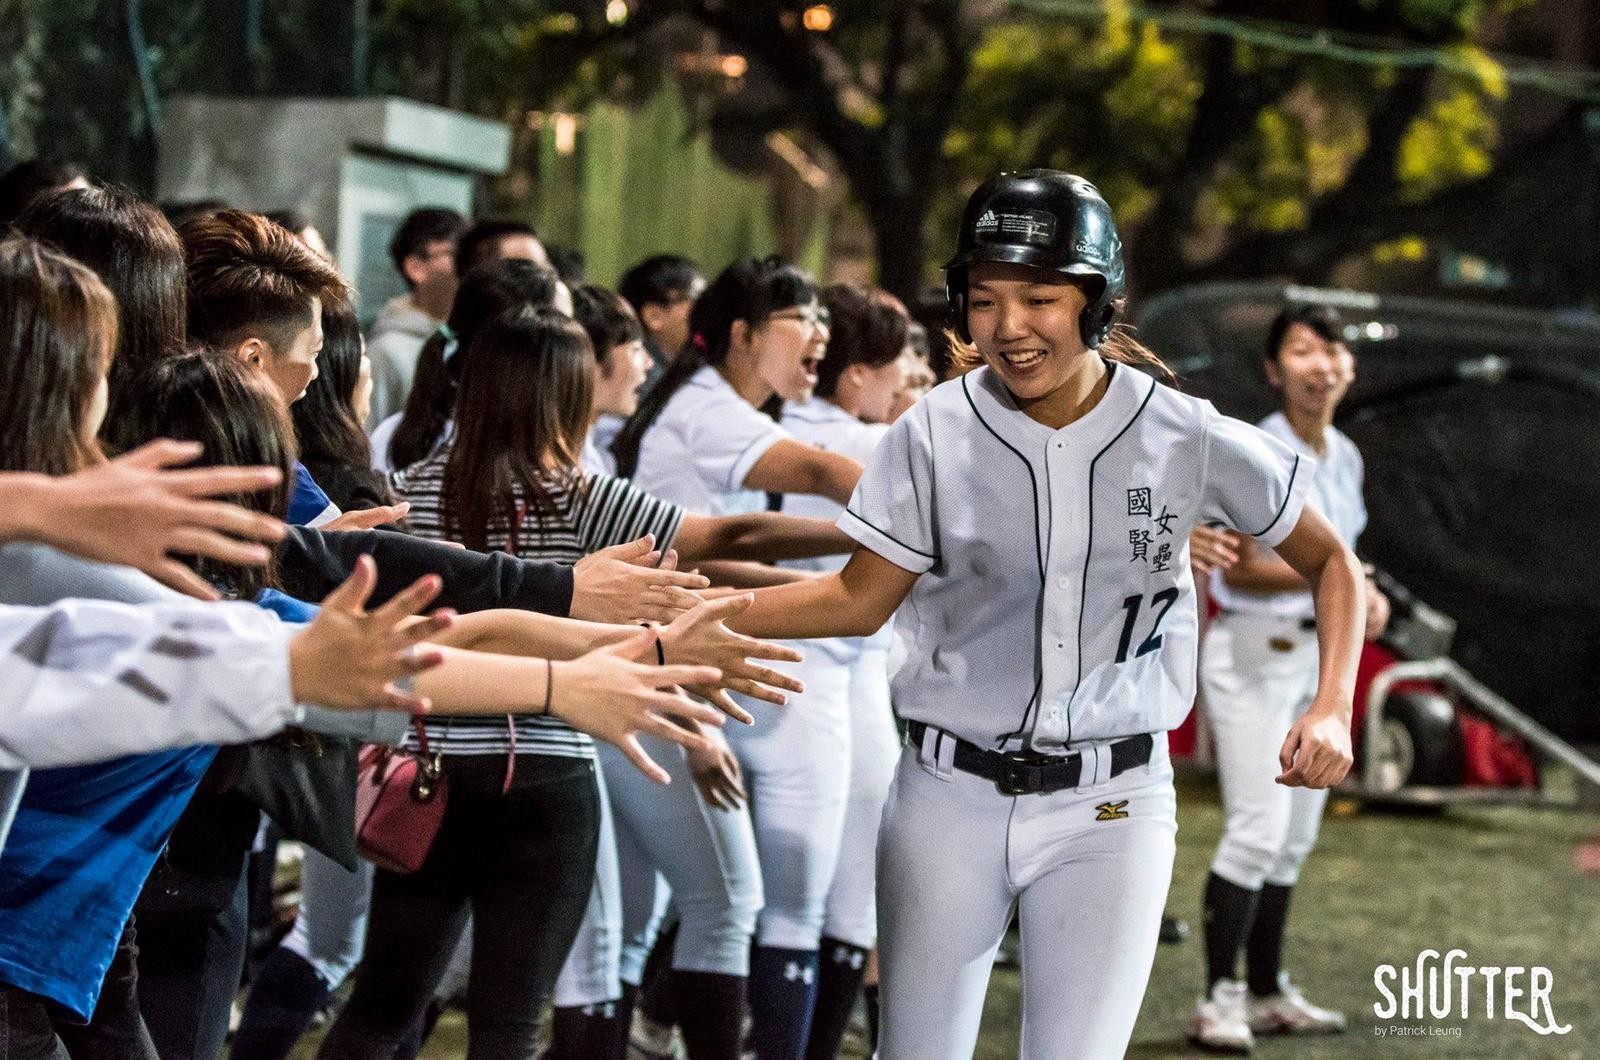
[1041,434,1079,745]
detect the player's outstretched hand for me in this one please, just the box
[1277,708,1354,789]
[289,555,454,712]
[1188,527,1240,577]
[570,535,712,625]
[550,627,725,784]
[324,502,410,532]
[20,439,289,601]
[659,593,806,723]
[687,726,747,811]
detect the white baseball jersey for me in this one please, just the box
[631,365,790,515]
[1209,411,1366,621]
[840,362,1315,753]
[779,396,892,664]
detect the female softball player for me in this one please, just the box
[1189,303,1389,1053]
[725,170,1365,1059]
[777,283,911,1059]
[611,257,866,1059]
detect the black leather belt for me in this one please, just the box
[906,721,1154,796]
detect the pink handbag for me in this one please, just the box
[355,718,448,874]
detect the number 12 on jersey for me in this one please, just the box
[1115,587,1180,663]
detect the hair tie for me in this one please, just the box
[690,332,707,352]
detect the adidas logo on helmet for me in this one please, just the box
[974,209,999,233]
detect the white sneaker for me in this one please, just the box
[1246,975,1348,1036]
[1189,980,1254,1054]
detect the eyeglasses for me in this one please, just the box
[768,304,832,337]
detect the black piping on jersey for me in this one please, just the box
[841,509,939,562]
[1063,370,1158,746]
[960,373,1046,750]
[1242,454,1301,538]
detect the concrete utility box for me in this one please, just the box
[158,96,511,316]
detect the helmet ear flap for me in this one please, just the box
[945,267,972,344]
[1081,300,1116,349]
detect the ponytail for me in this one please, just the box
[610,255,817,478]
[384,258,563,471]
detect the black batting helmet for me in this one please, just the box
[944,169,1126,348]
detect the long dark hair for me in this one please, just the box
[816,283,909,399]
[292,297,371,472]
[14,185,187,452]
[439,307,594,553]
[611,256,817,477]
[0,235,118,475]
[123,349,294,597]
[387,258,561,471]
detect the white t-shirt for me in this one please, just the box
[841,363,1315,752]
[780,396,892,662]
[631,365,790,515]
[369,413,454,475]
[1209,411,1366,621]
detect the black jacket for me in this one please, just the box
[278,526,573,616]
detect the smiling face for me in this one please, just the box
[965,261,1093,403]
[1267,321,1354,420]
[748,299,831,403]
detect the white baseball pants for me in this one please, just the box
[552,767,623,1007]
[1202,612,1329,889]
[875,731,1177,1060]
[821,641,898,948]
[726,645,853,950]
[600,736,763,981]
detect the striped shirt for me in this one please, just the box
[390,446,685,758]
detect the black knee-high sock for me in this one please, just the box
[673,970,746,1060]
[230,947,332,1060]
[804,938,869,1060]
[862,984,880,1052]
[638,921,681,1027]
[542,983,636,1060]
[1202,871,1261,991]
[1245,882,1294,997]
[747,945,819,1060]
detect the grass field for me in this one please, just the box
[300,769,1600,1058]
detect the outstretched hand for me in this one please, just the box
[324,502,410,532]
[658,593,805,724]
[288,555,454,713]
[550,627,725,784]
[25,439,288,600]
[570,535,711,624]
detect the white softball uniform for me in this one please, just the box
[612,364,791,975]
[842,364,1314,1058]
[1205,413,1366,890]
[775,397,899,951]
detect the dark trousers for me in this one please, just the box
[318,754,600,1060]
[0,919,158,1060]
[135,855,251,1059]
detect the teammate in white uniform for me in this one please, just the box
[612,257,865,1060]
[777,284,911,1060]
[1189,303,1390,1053]
[724,171,1366,1059]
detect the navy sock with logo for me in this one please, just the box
[747,944,820,1059]
[804,938,870,1060]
